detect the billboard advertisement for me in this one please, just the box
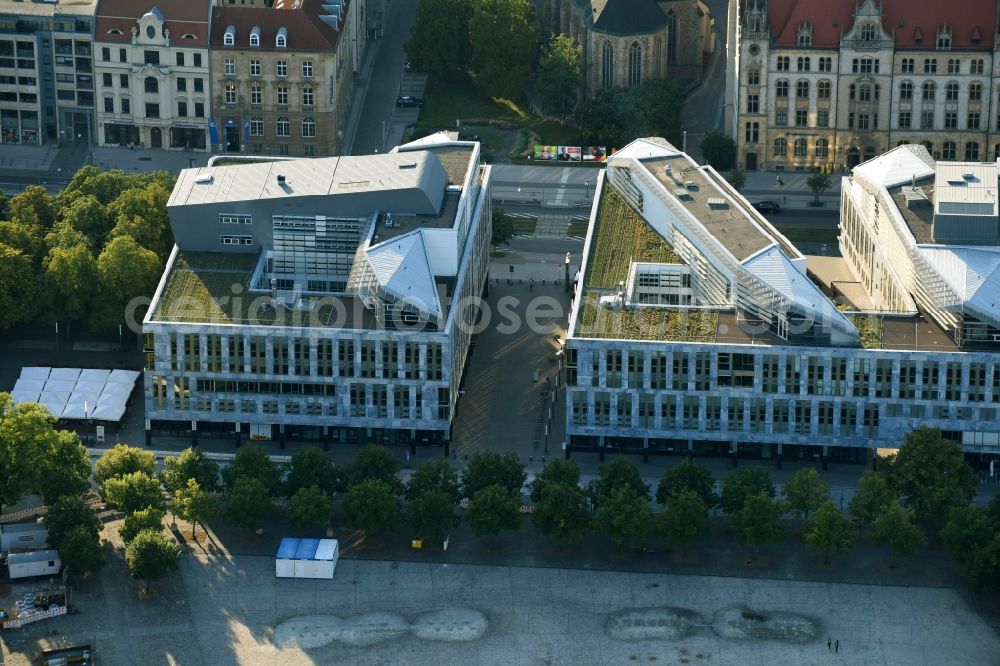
[534,145,583,162]
[583,146,607,162]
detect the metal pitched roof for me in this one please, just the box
[919,246,1000,323]
[365,232,441,318]
[744,246,855,331]
[852,144,936,189]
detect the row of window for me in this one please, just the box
[764,56,986,77]
[101,72,205,94]
[224,81,314,107]
[101,96,205,118]
[222,29,287,48]
[247,117,316,138]
[100,47,204,68]
[766,79,985,104]
[223,58,312,78]
[767,136,984,161]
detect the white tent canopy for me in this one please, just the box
[9,367,139,422]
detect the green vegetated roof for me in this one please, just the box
[152,252,257,325]
[577,188,716,342]
[584,187,682,291]
[848,314,883,349]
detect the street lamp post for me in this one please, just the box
[564,251,571,292]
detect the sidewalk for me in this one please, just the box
[741,169,844,210]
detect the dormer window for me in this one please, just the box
[797,21,812,47]
[224,25,235,46]
[937,24,952,50]
[107,28,123,35]
[859,22,877,42]
[181,33,195,40]
[250,26,261,47]
[276,27,287,48]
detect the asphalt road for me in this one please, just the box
[350,0,417,155]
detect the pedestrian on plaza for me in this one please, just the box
[835,639,839,653]
[827,636,832,650]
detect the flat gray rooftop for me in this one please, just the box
[889,177,936,244]
[372,191,461,244]
[404,145,476,187]
[641,155,774,262]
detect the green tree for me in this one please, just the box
[700,131,737,171]
[532,482,590,546]
[287,485,332,530]
[106,182,174,259]
[530,458,580,503]
[223,476,273,532]
[719,468,775,514]
[221,444,281,495]
[58,524,106,578]
[782,468,830,519]
[0,396,56,511]
[8,185,57,228]
[466,484,522,543]
[119,506,165,544]
[491,207,515,246]
[655,458,717,508]
[35,430,92,505]
[60,194,112,248]
[966,534,1000,591]
[462,451,526,498]
[43,242,98,327]
[90,235,163,330]
[729,494,788,555]
[806,172,831,205]
[94,443,156,486]
[872,500,927,568]
[593,486,654,550]
[727,167,746,191]
[346,443,402,491]
[161,447,220,493]
[125,529,181,592]
[940,504,993,568]
[284,446,338,496]
[804,501,856,565]
[405,459,461,504]
[536,33,583,122]
[407,489,461,543]
[172,478,220,540]
[588,457,650,508]
[103,471,163,514]
[631,79,687,144]
[659,489,712,555]
[345,479,400,537]
[0,243,41,330]
[469,0,537,99]
[887,427,977,529]
[405,0,473,79]
[576,88,638,148]
[848,470,895,528]
[45,495,102,548]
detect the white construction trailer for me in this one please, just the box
[7,550,61,579]
[0,523,48,553]
[275,538,339,579]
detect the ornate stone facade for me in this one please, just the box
[533,0,713,95]
[736,0,1000,172]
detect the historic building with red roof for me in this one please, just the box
[736,0,1000,172]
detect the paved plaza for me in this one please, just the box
[1,546,996,665]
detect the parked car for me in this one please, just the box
[395,95,424,108]
[753,200,781,214]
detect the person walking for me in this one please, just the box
[835,639,839,653]
[827,636,832,651]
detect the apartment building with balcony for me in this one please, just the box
[94,0,212,151]
[736,0,1000,172]
[208,0,356,156]
[0,0,97,146]
[141,133,491,448]
[565,138,1000,465]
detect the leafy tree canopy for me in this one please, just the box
[95,443,156,486]
[407,489,461,543]
[103,471,163,514]
[887,427,977,528]
[535,33,583,121]
[125,528,181,591]
[119,506,165,544]
[531,458,581,504]
[172,478,220,540]
[700,131,736,171]
[848,470,896,527]
[161,447,220,493]
[462,451,526,498]
[345,479,401,536]
[221,445,281,495]
[224,476,273,532]
[719,468,775,514]
[782,467,830,519]
[405,0,473,79]
[288,485,332,529]
[285,446,338,496]
[656,458,717,508]
[593,486,654,549]
[588,457,650,508]
[469,0,537,99]
[658,488,712,551]
[0,396,58,509]
[405,459,461,504]
[58,524,106,578]
[532,481,590,546]
[346,444,402,492]
[36,430,92,505]
[466,484,521,539]
[804,500,856,564]
[872,500,927,567]
[45,495,102,549]
[729,494,787,550]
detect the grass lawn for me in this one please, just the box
[418,76,528,128]
[522,119,585,146]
